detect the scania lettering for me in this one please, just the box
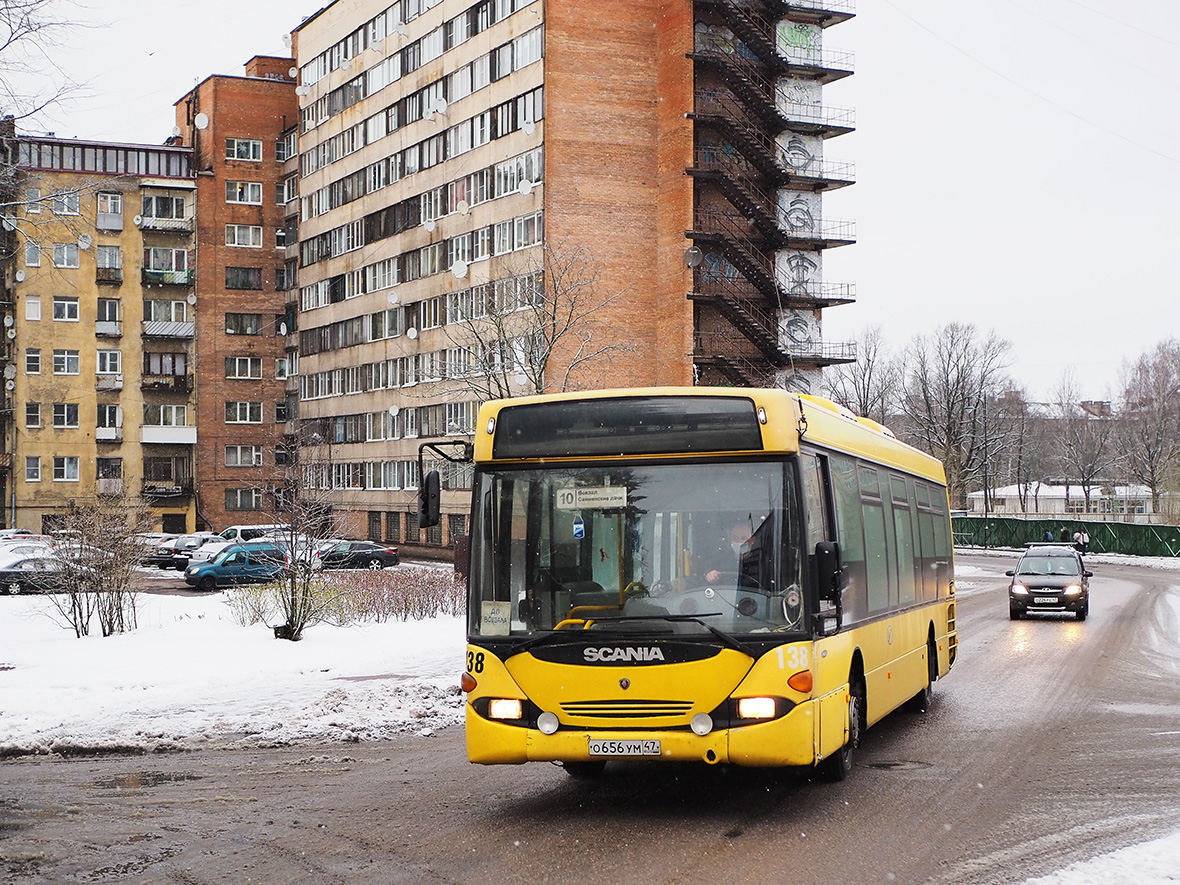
[419,388,957,780]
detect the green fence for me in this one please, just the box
[952,516,1180,558]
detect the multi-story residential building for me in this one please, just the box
[289,0,855,549]
[5,136,198,533]
[174,56,300,532]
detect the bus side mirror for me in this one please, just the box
[418,469,441,528]
[815,541,842,601]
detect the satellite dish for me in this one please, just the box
[78,234,92,250]
[406,327,418,340]
[14,271,25,282]
[387,292,399,304]
[3,364,16,379]
[296,85,310,97]
[3,315,13,327]
[424,219,435,232]
[172,126,181,137]
[194,113,209,130]
[5,380,13,391]
[685,246,704,268]
[279,321,288,335]
[434,99,447,115]
[6,329,15,340]
[288,66,298,78]
[518,180,532,196]
[394,22,406,35]
[133,215,143,226]
[514,372,528,386]
[423,109,434,122]
[457,200,469,215]
[388,405,399,417]
[282,34,292,48]
[186,293,197,305]
[451,260,468,279]
[523,120,535,135]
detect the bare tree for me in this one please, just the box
[0,0,79,123]
[443,242,632,400]
[1052,372,1118,514]
[1118,339,1180,514]
[899,323,1011,508]
[42,493,154,638]
[823,324,901,424]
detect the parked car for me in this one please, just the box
[0,540,54,559]
[184,542,291,592]
[144,536,184,569]
[1007,544,1092,621]
[314,540,400,571]
[0,556,76,595]
[169,533,221,570]
[134,533,178,564]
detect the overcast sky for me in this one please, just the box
[10,0,1180,403]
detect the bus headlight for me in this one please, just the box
[737,697,776,720]
[488,699,523,721]
[690,713,714,736]
[537,711,560,734]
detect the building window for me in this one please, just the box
[53,349,80,374]
[97,298,120,322]
[275,357,290,379]
[225,180,263,204]
[97,458,122,479]
[143,404,187,426]
[144,351,186,375]
[25,187,41,214]
[225,401,263,424]
[53,403,80,428]
[53,457,80,482]
[25,456,40,482]
[225,312,262,335]
[97,404,121,428]
[25,348,40,374]
[225,445,262,467]
[276,226,287,248]
[426,521,443,546]
[226,266,263,289]
[448,513,467,541]
[144,299,189,322]
[225,138,263,161]
[367,511,382,541]
[24,295,40,321]
[276,131,296,161]
[51,191,80,215]
[144,247,187,272]
[52,296,79,321]
[96,349,121,374]
[225,356,262,379]
[96,245,122,279]
[275,402,289,423]
[52,243,79,268]
[225,488,262,511]
[24,241,40,267]
[97,192,122,215]
[25,403,40,428]
[225,224,263,247]
[385,511,401,543]
[142,194,185,219]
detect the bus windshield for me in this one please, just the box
[468,459,806,639]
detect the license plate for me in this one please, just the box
[1033,596,1058,604]
[588,739,661,757]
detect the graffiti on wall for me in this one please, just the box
[776,250,822,297]
[778,191,820,233]
[776,22,820,61]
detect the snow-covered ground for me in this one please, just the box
[1,553,1178,882]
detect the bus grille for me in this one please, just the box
[560,699,694,719]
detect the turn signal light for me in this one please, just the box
[787,670,813,693]
[460,672,477,693]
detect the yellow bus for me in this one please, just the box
[421,387,957,779]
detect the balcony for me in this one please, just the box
[95,320,122,337]
[138,215,193,233]
[96,267,122,285]
[96,212,124,232]
[142,320,195,338]
[95,426,123,442]
[97,478,124,496]
[142,480,194,499]
[141,425,197,445]
[142,269,195,287]
[774,0,856,27]
[141,373,193,392]
[95,374,123,391]
[776,100,855,138]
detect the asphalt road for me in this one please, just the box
[3,552,1179,884]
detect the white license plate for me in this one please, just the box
[1033,596,1058,604]
[588,739,661,757]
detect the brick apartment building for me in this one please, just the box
[286,0,856,549]
[3,135,198,532]
[173,57,300,532]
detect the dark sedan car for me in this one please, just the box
[314,541,399,571]
[0,556,75,595]
[1007,545,1092,621]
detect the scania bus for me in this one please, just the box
[419,388,957,779]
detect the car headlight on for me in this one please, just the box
[1063,584,1082,596]
[1010,584,1028,596]
[737,697,777,720]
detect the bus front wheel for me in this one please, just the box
[821,677,863,782]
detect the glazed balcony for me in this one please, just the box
[141,373,193,392]
[142,320,195,338]
[142,268,194,286]
[138,215,193,233]
[95,427,123,443]
[141,425,197,445]
[95,266,122,285]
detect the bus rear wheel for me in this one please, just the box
[905,638,937,714]
[821,677,863,782]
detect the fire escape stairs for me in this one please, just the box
[698,0,786,73]
[693,289,785,363]
[689,210,779,301]
[688,51,786,131]
[691,168,781,242]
